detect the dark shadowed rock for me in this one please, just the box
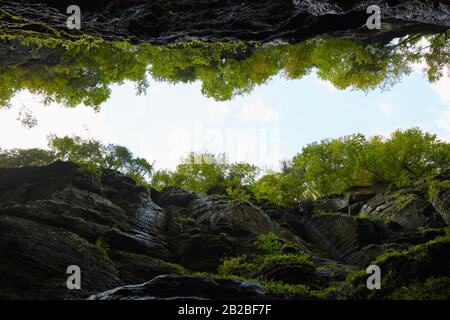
[154,187,307,271]
[433,189,450,225]
[0,162,174,299]
[360,191,445,228]
[151,187,199,208]
[315,196,348,213]
[349,234,450,299]
[1,161,449,300]
[297,213,392,265]
[252,261,324,289]
[2,0,449,45]
[0,214,121,299]
[88,275,290,300]
[108,251,187,285]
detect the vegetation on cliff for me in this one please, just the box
[0,135,153,184]
[0,31,449,109]
[1,0,449,301]
[1,128,449,207]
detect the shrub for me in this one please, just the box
[218,255,257,277]
[254,232,284,255]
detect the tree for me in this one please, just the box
[48,135,154,184]
[151,152,259,197]
[0,41,149,109]
[0,135,154,185]
[365,128,450,186]
[1,33,448,110]
[253,128,450,207]
[0,148,56,168]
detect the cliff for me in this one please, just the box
[1,0,449,44]
[0,161,449,299]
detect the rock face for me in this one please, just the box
[433,189,450,225]
[152,187,304,271]
[88,275,290,300]
[252,261,324,289]
[360,191,445,228]
[0,161,175,299]
[1,161,449,300]
[1,0,449,44]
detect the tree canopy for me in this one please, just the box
[252,128,450,207]
[151,152,260,197]
[1,129,449,207]
[0,32,448,109]
[0,135,153,184]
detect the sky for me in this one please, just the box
[0,66,449,171]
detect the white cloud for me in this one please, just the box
[431,68,450,139]
[432,71,450,106]
[378,102,394,116]
[0,91,111,150]
[410,59,427,75]
[202,100,231,122]
[369,128,392,139]
[437,109,450,134]
[149,81,170,95]
[137,131,192,170]
[237,99,280,124]
[315,78,338,93]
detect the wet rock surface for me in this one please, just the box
[153,187,304,271]
[0,161,449,299]
[0,161,173,299]
[1,0,449,45]
[88,275,292,300]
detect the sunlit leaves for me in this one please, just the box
[1,33,447,110]
[151,152,260,196]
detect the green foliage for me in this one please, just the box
[427,176,450,200]
[252,128,450,208]
[216,233,315,296]
[218,232,311,280]
[259,253,312,269]
[254,232,284,255]
[344,230,450,299]
[293,133,371,194]
[48,135,153,184]
[263,281,310,295]
[251,161,318,207]
[0,148,56,168]
[1,33,448,109]
[218,255,258,278]
[95,238,111,256]
[0,135,154,185]
[362,129,450,187]
[300,128,448,195]
[152,128,450,208]
[225,186,251,203]
[151,152,259,197]
[0,40,149,109]
[388,277,450,300]
[2,128,448,210]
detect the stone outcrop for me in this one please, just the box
[152,187,305,271]
[0,161,174,299]
[0,161,449,300]
[88,275,293,300]
[1,0,449,45]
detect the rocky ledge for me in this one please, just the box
[0,161,449,299]
[1,0,449,44]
